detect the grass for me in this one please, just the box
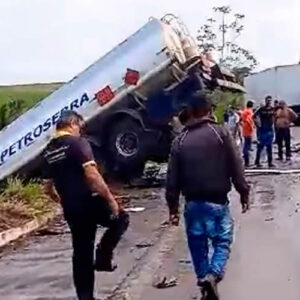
[0,82,63,130]
[0,177,57,231]
[0,83,63,107]
[0,83,62,230]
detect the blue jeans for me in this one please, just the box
[243,137,252,166]
[255,128,274,165]
[184,201,234,281]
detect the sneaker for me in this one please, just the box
[286,157,291,161]
[255,163,263,168]
[268,163,276,168]
[201,274,219,300]
[200,287,208,300]
[198,279,208,300]
[94,259,117,272]
[276,157,283,161]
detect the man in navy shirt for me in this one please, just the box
[43,111,129,300]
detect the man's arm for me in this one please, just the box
[253,106,261,117]
[166,136,181,223]
[223,128,250,211]
[289,108,298,123]
[72,138,120,216]
[253,107,261,127]
[84,163,120,216]
[43,179,61,203]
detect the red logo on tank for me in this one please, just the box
[95,86,114,106]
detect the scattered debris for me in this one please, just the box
[143,162,167,181]
[256,190,273,194]
[160,220,170,228]
[265,217,274,222]
[35,217,66,236]
[153,276,178,289]
[128,162,167,188]
[245,169,300,175]
[179,259,191,264]
[135,241,154,248]
[124,207,145,213]
[115,194,132,206]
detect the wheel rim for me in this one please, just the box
[116,132,139,157]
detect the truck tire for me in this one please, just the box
[105,117,149,178]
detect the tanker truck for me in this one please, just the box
[0,14,244,181]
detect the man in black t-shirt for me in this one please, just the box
[254,96,275,167]
[43,111,129,300]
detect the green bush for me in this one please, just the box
[211,90,245,123]
[0,99,26,130]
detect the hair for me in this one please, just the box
[178,109,190,125]
[56,110,85,130]
[265,95,272,101]
[279,100,286,106]
[189,91,212,118]
[246,101,254,108]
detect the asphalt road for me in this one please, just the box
[1,132,300,300]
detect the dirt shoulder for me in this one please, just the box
[0,178,57,232]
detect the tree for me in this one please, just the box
[197,5,258,73]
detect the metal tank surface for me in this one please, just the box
[0,15,198,181]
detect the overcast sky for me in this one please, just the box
[0,0,299,85]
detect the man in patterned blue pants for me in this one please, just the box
[166,92,250,300]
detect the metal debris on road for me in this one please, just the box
[179,259,191,264]
[135,241,154,248]
[128,162,168,188]
[153,276,178,289]
[124,207,145,213]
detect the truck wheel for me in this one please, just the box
[105,117,148,178]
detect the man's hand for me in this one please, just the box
[110,199,120,217]
[84,163,120,216]
[169,212,180,226]
[43,179,61,203]
[241,194,250,213]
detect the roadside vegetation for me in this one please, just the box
[0,83,64,231]
[0,83,62,130]
[212,90,245,123]
[0,178,57,231]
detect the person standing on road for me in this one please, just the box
[226,106,241,144]
[254,95,275,167]
[275,100,298,161]
[42,110,129,300]
[166,92,250,300]
[241,101,255,167]
[274,100,280,144]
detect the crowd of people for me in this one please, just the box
[224,95,298,168]
[41,93,297,300]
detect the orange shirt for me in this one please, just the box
[241,108,255,137]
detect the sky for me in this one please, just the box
[0,0,299,85]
